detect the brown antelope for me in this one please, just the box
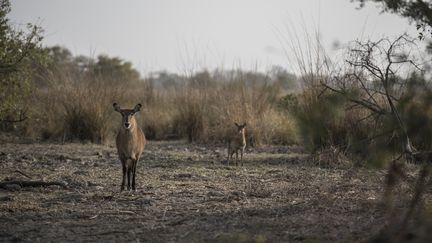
[227,122,247,166]
[113,103,146,191]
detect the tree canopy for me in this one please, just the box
[352,0,432,39]
[0,0,45,126]
[41,46,142,86]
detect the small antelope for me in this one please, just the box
[227,122,247,166]
[113,103,146,191]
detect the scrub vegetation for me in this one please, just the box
[1,0,432,242]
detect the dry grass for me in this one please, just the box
[0,141,397,242]
[26,74,126,144]
[23,69,298,146]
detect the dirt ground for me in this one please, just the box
[0,140,415,242]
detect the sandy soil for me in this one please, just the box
[0,140,401,242]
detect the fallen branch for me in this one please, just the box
[0,180,67,189]
[84,230,130,236]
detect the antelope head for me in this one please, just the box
[113,103,142,130]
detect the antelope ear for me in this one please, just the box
[134,104,142,112]
[234,122,240,127]
[242,122,247,127]
[113,103,121,112]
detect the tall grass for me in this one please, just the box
[23,67,299,146]
[27,73,125,144]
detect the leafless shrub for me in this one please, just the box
[321,34,432,237]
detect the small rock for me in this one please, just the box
[87,181,99,187]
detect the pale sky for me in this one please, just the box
[9,0,416,75]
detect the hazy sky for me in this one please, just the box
[9,0,416,75]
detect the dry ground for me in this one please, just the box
[0,140,418,242]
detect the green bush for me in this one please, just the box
[282,87,373,157]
